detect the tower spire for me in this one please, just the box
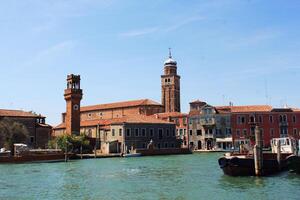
[168,47,172,58]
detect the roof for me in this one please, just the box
[215,105,272,113]
[80,99,162,112]
[54,114,174,130]
[189,100,207,105]
[0,109,44,118]
[153,112,188,118]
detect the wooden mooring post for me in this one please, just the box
[277,140,281,170]
[254,125,263,176]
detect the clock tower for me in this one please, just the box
[64,74,82,135]
[161,49,181,113]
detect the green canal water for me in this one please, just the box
[0,153,300,200]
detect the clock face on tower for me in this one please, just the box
[73,104,79,110]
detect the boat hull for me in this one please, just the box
[0,154,67,164]
[218,153,290,176]
[286,155,300,174]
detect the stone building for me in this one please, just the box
[0,109,52,148]
[153,112,189,148]
[188,100,232,151]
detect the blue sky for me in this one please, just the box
[0,0,300,125]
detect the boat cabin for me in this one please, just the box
[271,137,297,154]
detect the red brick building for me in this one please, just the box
[217,105,300,148]
[0,109,52,148]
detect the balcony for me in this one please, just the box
[279,121,288,127]
[200,118,216,126]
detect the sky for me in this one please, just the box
[0,0,300,126]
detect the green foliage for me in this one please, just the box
[0,118,29,152]
[48,133,91,153]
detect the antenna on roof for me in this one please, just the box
[168,47,172,58]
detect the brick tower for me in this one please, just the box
[64,74,82,135]
[161,49,181,113]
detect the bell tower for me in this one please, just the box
[161,49,181,113]
[64,74,82,135]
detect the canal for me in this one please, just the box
[0,153,300,200]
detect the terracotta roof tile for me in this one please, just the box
[80,99,162,112]
[215,105,272,113]
[153,112,188,118]
[54,114,173,129]
[0,109,43,118]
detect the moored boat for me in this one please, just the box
[218,152,290,176]
[0,144,68,164]
[218,137,296,176]
[286,155,300,174]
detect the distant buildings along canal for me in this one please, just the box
[53,51,188,154]
[0,109,52,148]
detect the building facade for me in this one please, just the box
[227,106,300,148]
[153,112,189,148]
[188,100,232,151]
[0,109,52,148]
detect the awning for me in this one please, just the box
[216,137,233,143]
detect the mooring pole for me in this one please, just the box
[277,140,281,170]
[254,125,263,176]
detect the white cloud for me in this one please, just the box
[24,40,77,66]
[119,27,159,37]
[119,15,205,37]
[229,29,282,47]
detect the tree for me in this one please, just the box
[0,118,29,154]
[48,133,91,155]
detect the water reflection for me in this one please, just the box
[218,175,266,190]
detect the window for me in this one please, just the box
[172,129,176,137]
[294,128,298,136]
[88,113,92,118]
[126,128,131,137]
[189,130,193,136]
[269,115,273,123]
[196,129,202,136]
[149,129,154,137]
[293,116,296,123]
[243,129,247,136]
[183,117,187,125]
[112,129,115,136]
[142,128,146,137]
[170,143,175,148]
[135,128,139,137]
[250,115,255,123]
[258,116,263,123]
[236,130,240,137]
[30,136,34,143]
[158,129,163,139]
[119,129,122,136]
[157,143,161,149]
[209,129,213,134]
[250,127,255,135]
[270,129,274,138]
[238,116,245,124]
[166,129,170,137]
[164,142,168,148]
[179,129,183,136]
